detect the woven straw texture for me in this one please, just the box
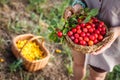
[65,30,114,54]
[11,34,50,72]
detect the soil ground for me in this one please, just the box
[0,0,73,80]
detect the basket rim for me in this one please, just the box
[65,31,114,53]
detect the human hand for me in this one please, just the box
[63,6,74,20]
[91,27,120,55]
[63,4,83,20]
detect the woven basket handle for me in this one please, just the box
[18,36,44,58]
[28,36,44,44]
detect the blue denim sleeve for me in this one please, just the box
[72,0,86,8]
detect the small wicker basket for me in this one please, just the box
[65,31,114,54]
[11,34,50,72]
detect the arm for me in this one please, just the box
[111,27,120,36]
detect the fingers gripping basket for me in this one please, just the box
[11,34,50,72]
[65,31,114,54]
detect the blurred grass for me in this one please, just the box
[0,0,9,5]
[106,65,120,80]
[6,0,74,79]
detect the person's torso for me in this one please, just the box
[84,0,120,27]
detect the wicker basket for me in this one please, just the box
[65,31,114,54]
[11,34,50,72]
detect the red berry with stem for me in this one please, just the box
[79,40,87,46]
[83,36,89,42]
[99,21,104,26]
[86,32,90,37]
[76,25,81,29]
[86,25,91,28]
[74,33,79,38]
[80,23,86,28]
[98,34,103,41]
[94,39,98,44]
[74,38,79,44]
[67,31,73,37]
[101,31,106,36]
[94,30,100,34]
[89,35,95,41]
[72,28,77,33]
[88,28,94,33]
[80,32,86,37]
[88,40,94,46]
[83,28,88,33]
[78,36,83,41]
[77,29,82,34]
[57,31,63,38]
[70,36,75,40]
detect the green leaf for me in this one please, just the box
[49,32,61,43]
[83,15,91,23]
[79,15,85,19]
[63,27,68,35]
[54,36,60,42]
[50,19,57,27]
[84,8,90,13]
[49,32,56,40]
[48,26,55,32]
[9,59,23,72]
[88,8,99,17]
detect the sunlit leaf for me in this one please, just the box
[63,28,68,35]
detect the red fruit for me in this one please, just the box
[101,31,106,36]
[91,23,95,28]
[80,23,86,28]
[77,29,82,34]
[93,27,96,31]
[99,21,104,26]
[88,40,94,46]
[101,26,106,31]
[77,18,81,23]
[80,32,86,37]
[86,32,90,37]
[78,37,83,41]
[83,36,89,42]
[67,31,73,37]
[88,28,94,33]
[92,17,97,20]
[93,33,98,39]
[89,35,95,41]
[93,18,99,23]
[98,27,102,32]
[72,28,77,33]
[93,39,98,44]
[94,30,100,34]
[79,40,87,46]
[57,31,63,38]
[74,33,79,38]
[76,25,81,29]
[70,36,75,40]
[98,34,103,41]
[90,19,94,23]
[74,38,79,44]
[86,25,91,28]
[98,24,103,28]
[83,28,88,33]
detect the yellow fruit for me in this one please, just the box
[16,40,44,61]
[0,58,4,62]
[55,49,62,53]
